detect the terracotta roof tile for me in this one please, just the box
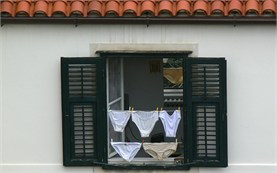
[123,0,138,16]
[34,0,49,16]
[245,0,259,15]
[228,0,243,15]
[262,0,276,14]
[176,0,191,16]
[141,0,155,16]
[211,0,225,16]
[1,0,276,18]
[193,0,208,15]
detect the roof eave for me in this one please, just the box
[1,17,276,25]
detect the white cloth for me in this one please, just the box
[159,110,181,137]
[108,110,131,132]
[131,111,159,137]
[111,142,141,162]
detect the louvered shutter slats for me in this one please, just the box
[68,64,97,98]
[186,58,227,167]
[73,104,95,158]
[191,64,220,98]
[194,105,218,159]
[61,58,105,166]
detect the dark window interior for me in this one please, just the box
[108,57,184,164]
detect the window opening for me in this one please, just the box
[107,57,184,165]
[61,56,227,168]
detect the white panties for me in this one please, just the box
[143,142,178,160]
[159,110,181,137]
[108,110,131,132]
[131,111,159,137]
[111,142,141,162]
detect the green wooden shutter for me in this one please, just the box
[61,57,106,166]
[185,58,227,167]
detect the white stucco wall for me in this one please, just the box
[0,24,276,173]
[0,25,4,173]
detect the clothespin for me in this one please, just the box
[132,107,134,112]
[142,139,144,144]
[176,139,178,143]
[111,138,113,143]
[160,107,163,111]
[178,107,181,111]
[156,107,159,112]
[129,107,131,111]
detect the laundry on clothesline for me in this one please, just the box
[159,110,181,137]
[131,111,159,137]
[111,142,141,162]
[108,109,182,138]
[142,142,178,160]
[108,110,131,132]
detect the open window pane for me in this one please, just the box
[107,58,125,158]
[108,58,122,102]
[163,58,184,109]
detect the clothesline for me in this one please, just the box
[129,106,181,112]
[116,138,179,144]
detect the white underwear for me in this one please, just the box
[108,110,131,132]
[131,111,159,137]
[111,142,141,162]
[159,110,181,137]
[143,142,178,160]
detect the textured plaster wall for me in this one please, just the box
[0,25,4,173]
[0,24,276,173]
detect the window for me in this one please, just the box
[61,52,227,169]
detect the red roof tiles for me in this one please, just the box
[1,0,276,18]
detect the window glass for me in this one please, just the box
[108,58,122,102]
[107,58,125,158]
